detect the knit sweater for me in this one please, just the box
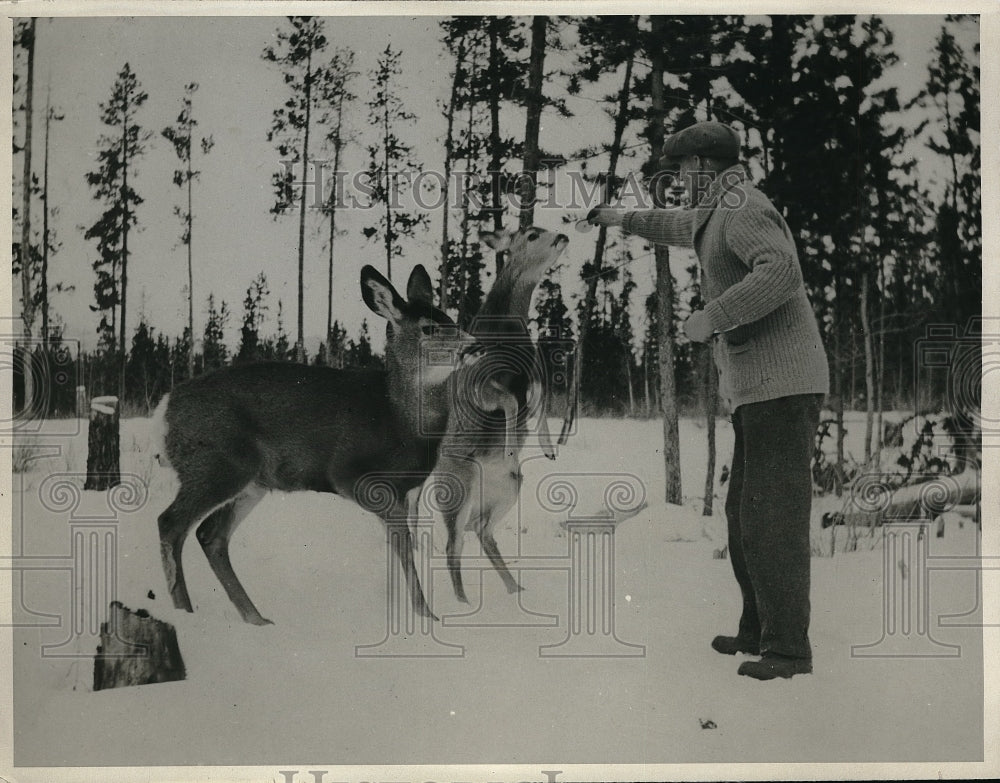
[622,166,829,409]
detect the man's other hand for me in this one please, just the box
[683,310,715,343]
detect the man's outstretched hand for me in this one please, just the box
[683,310,715,343]
[585,205,626,227]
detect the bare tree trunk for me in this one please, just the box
[487,19,505,275]
[644,353,651,417]
[327,89,346,342]
[295,46,313,361]
[439,39,466,311]
[849,325,857,407]
[20,18,36,410]
[649,15,682,504]
[41,89,54,343]
[625,351,635,416]
[456,50,477,331]
[519,15,547,230]
[576,48,635,423]
[703,346,718,516]
[861,269,874,464]
[186,110,195,379]
[834,277,845,497]
[119,94,130,403]
[875,254,887,467]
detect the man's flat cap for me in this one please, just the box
[662,121,741,161]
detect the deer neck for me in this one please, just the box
[386,346,448,436]
[480,264,548,323]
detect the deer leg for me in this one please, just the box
[533,379,556,459]
[478,471,523,594]
[385,504,438,621]
[405,484,422,552]
[196,483,270,625]
[489,380,519,458]
[478,523,523,594]
[444,507,468,603]
[157,472,248,614]
[158,503,195,612]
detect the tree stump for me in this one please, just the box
[93,601,186,691]
[75,384,87,418]
[84,395,120,490]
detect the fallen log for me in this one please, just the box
[827,469,980,529]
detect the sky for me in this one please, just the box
[10,13,981,355]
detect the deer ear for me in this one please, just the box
[480,229,512,253]
[360,265,404,323]
[406,264,434,305]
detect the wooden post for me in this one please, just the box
[84,395,120,490]
[93,601,186,690]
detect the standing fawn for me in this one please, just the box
[152,265,463,624]
[427,226,568,603]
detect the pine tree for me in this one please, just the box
[162,82,214,379]
[236,272,270,364]
[481,17,528,271]
[912,19,980,331]
[364,44,428,282]
[438,19,475,311]
[84,63,151,400]
[569,16,642,418]
[126,318,162,411]
[201,294,230,371]
[263,16,331,361]
[518,16,549,229]
[15,19,36,410]
[327,319,348,368]
[319,47,357,342]
[534,266,574,406]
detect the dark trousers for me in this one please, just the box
[726,394,822,660]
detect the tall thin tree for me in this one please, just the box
[84,63,150,401]
[162,82,214,380]
[518,15,548,230]
[18,18,36,408]
[318,48,356,345]
[263,16,330,361]
[647,15,683,504]
[41,85,65,343]
[364,44,427,282]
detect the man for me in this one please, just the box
[590,121,829,680]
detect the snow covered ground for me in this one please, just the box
[8,413,990,768]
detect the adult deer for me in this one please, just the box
[427,226,568,603]
[152,265,462,624]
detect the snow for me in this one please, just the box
[8,413,989,769]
